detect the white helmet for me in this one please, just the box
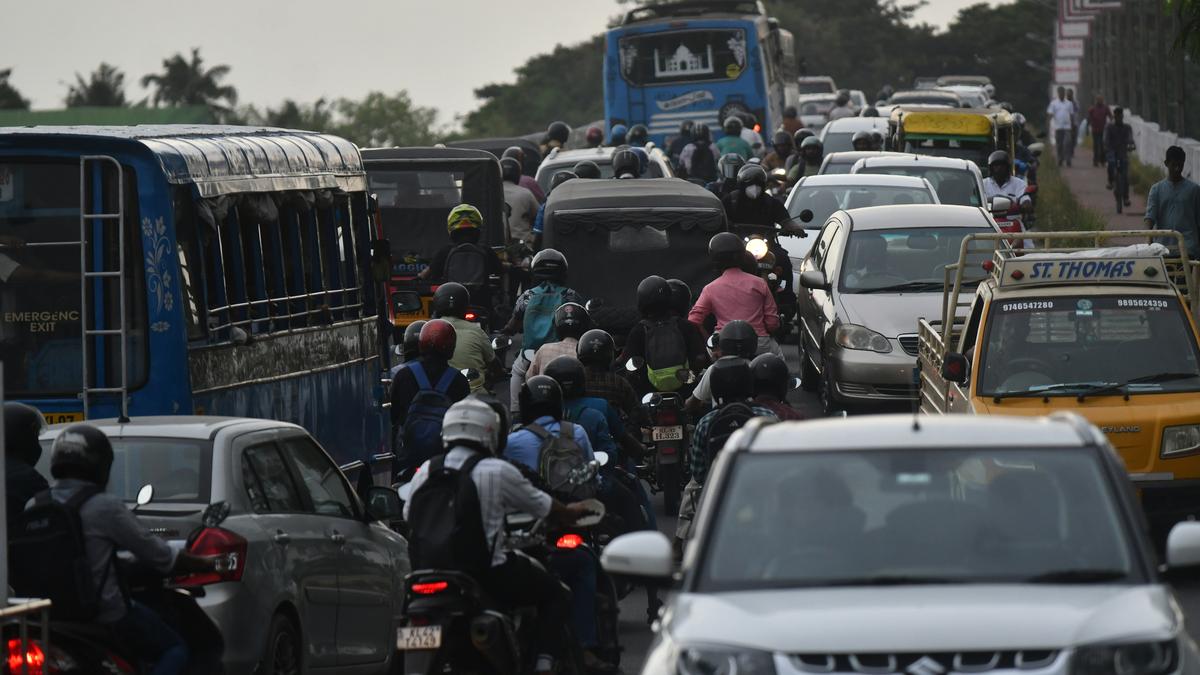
[984,83,996,98]
[442,398,500,452]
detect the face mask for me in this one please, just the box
[745,185,762,200]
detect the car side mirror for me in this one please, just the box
[601,531,674,580]
[799,209,814,223]
[941,352,970,384]
[800,270,831,291]
[989,195,1013,214]
[364,485,404,522]
[1168,521,1200,568]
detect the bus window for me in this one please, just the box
[619,29,749,85]
[173,191,206,341]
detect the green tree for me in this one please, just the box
[140,48,238,114]
[0,68,30,110]
[264,98,335,131]
[65,63,128,107]
[333,91,439,147]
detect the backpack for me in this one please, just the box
[407,453,492,576]
[9,486,109,620]
[642,318,690,392]
[398,362,459,472]
[444,243,488,288]
[703,402,758,464]
[527,421,595,500]
[690,143,718,182]
[522,283,568,352]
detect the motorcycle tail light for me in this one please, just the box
[465,312,477,321]
[556,534,583,549]
[6,638,45,675]
[177,527,248,586]
[411,581,450,595]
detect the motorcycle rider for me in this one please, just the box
[431,283,502,391]
[707,152,746,198]
[573,160,602,179]
[738,113,765,156]
[667,120,694,165]
[502,157,541,248]
[627,124,650,147]
[390,319,471,471]
[584,126,604,149]
[689,232,782,357]
[716,116,752,159]
[545,121,571,157]
[578,329,643,427]
[502,146,546,203]
[391,320,427,377]
[608,124,628,147]
[532,170,577,249]
[528,302,591,377]
[788,136,824,183]
[763,130,793,171]
[420,204,503,291]
[781,105,802,135]
[751,353,804,420]
[612,148,642,179]
[722,164,794,230]
[983,150,1032,213]
[406,398,593,675]
[4,402,48,527]
[622,275,708,394]
[40,424,220,675]
[851,130,873,152]
[684,319,758,414]
[679,123,719,183]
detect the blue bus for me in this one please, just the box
[603,0,798,149]
[0,126,392,477]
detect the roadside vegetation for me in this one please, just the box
[1034,148,1108,241]
[1129,155,1165,197]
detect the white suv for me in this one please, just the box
[604,414,1200,675]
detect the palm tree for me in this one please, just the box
[140,48,238,114]
[0,68,30,110]
[65,63,127,107]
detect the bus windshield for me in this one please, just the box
[619,29,749,85]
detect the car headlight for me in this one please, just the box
[1071,640,1178,675]
[835,324,892,353]
[1162,424,1200,458]
[678,645,777,675]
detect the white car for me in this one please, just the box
[939,84,990,109]
[819,116,890,155]
[604,413,1200,675]
[851,154,987,207]
[535,146,674,193]
[797,93,838,129]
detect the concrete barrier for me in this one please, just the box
[1125,113,1200,180]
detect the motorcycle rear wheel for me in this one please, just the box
[660,462,682,517]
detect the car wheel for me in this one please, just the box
[263,613,302,675]
[800,340,819,392]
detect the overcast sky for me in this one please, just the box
[3,0,989,124]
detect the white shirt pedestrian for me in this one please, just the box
[1047,98,1073,131]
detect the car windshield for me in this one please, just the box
[857,166,982,206]
[904,138,991,167]
[839,227,992,293]
[891,94,959,106]
[698,448,1136,591]
[37,437,212,503]
[800,99,835,116]
[822,132,855,154]
[799,81,835,94]
[788,185,935,227]
[619,29,748,85]
[979,295,1200,397]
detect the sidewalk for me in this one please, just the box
[1057,143,1147,233]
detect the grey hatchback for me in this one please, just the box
[38,416,410,675]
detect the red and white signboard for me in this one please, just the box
[1059,20,1090,38]
[1055,58,1082,84]
[1056,38,1085,57]
[1081,0,1121,8]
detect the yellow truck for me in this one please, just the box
[919,230,1200,535]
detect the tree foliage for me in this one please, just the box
[243,91,439,147]
[0,68,30,110]
[141,48,238,114]
[65,63,128,108]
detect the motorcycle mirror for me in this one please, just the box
[393,344,403,358]
[625,357,645,373]
[135,484,154,507]
[641,392,656,405]
[522,348,537,362]
[791,376,803,390]
[585,298,605,312]
[799,209,814,223]
[491,335,512,351]
[461,368,481,381]
[594,451,609,467]
[706,333,719,351]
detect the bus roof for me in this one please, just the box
[618,0,765,25]
[0,125,365,197]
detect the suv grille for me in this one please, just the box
[790,650,1060,673]
[898,334,920,356]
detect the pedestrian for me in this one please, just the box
[1066,88,1079,162]
[1087,95,1112,167]
[1103,107,1135,212]
[1046,86,1074,167]
[1145,145,1200,259]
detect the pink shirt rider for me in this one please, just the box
[688,267,780,337]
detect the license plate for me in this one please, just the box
[397,625,442,650]
[41,411,84,425]
[652,425,683,442]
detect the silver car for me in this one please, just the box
[851,153,987,207]
[39,416,411,675]
[535,146,674,192]
[795,204,998,413]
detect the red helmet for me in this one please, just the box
[585,126,604,147]
[419,319,457,360]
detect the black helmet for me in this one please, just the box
[550,170,576,193]
[710,356,754,405]
[500,157,522,184]
[988,150,1011,168]
[723,115,743,136]
[502,146,525,162]
[694,123,712,143]
[772,130,793,150]
[793,128,816,146]
[519,375,564,424]
[751,353,790,400]
[577,329,615,368]
[800,136,823,154]
[718,153,746,181]
[628,124,649,146]
[553,302,591,339]
[432,282,470,318]
[862,106,880,118]
[472,392,511,453]
[636,275,672,315]
[547,121,571,145]
[544,356,587,399]
[613,149,642,178]
[679,119,695,135]
[4,402,46,466]
[870,130,884,150]
[573,160,602,179]
[709,231,744,269]
[402,320,427,360]
[718,319,758,358]
[531,248,568,282]
[784,105,798,119]
[666,278,691,316]
[49,423,114,488]
[851,130,873,151]
[737,164,768,190]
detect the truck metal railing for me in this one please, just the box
[916,320,949,415]
[1,598,51,675]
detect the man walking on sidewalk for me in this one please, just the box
[1087,95,1112,167]
[1066,89,1080,161]
[1104,107,1135,212]
[1047,87,1074,167]
[1145,146,1200,259]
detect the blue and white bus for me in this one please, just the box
[0,126,392,477]
[603,0,798,149]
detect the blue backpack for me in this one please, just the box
[522,282,568,352]
[398,362,459,472]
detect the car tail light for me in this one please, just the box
[556,533,583,549]
[411,581,449,595]
[176,527,247,586]
[6,638,45,675]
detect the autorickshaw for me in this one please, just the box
[886,107,1015,172]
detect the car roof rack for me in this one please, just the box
[620,0,765,25]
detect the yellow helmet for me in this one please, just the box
[447,204,483,233]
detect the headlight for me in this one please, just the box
[1071,640,1178,675]
[1162,424,1200,457]
[678,645,777,675]
[835,324,892,353]
[746,237,770,261]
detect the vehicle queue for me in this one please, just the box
[5,13,1200,675]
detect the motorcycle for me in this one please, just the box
[738,224,799,341]
[635,388,689,517]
